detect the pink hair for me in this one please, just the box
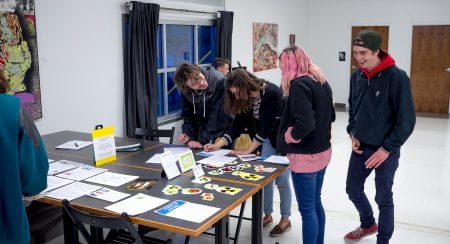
[280,46,326,95]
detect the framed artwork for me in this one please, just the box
[1,0,42,119]
[253,23,278,72]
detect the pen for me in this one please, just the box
[74,142,79,147]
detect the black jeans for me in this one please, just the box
[346,145,400,244]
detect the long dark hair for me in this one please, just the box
[0,72,9,93]
[224,69,265,115]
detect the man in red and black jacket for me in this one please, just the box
[344,30,416,244]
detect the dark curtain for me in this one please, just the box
[216,11,234,62]
[123,1,160,137]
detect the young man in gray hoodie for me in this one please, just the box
[174,63,231,148]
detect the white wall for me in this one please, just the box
[225,0,308,85]
[305,0,450,104]
[34,0,222,137]
[33,0,450,136]
[35,0,126,135]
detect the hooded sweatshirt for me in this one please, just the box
[0,94,48,244]
[347,51,416,152]
[180,67,231,144]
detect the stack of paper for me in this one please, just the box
[56,165,108,181]
[84,172,139,187]
[105,193,169,216]
[48,160,82,175]
[43,176,74,193]
[197,155,237,165]
[45,182,102,201]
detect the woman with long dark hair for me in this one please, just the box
[205,69,292,237]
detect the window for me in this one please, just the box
[156,22,217,122]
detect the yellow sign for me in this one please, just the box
[92,126,116,166]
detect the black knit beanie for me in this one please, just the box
[353,30,382,51]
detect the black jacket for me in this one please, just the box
[277,76,335,154]
[181,67,231,144]
[347,65,416,152]
[223,82,283,147]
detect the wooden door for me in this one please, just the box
[350,26,389,73]
[410,25,450,114]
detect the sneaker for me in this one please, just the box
[344,223,378,242]
[269,221,291,237]
[263,216,273,228]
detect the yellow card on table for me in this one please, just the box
[92,126,116,166]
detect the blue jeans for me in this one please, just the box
[262,140,292,217]
[346,145,400,244]
[291,168,327,244]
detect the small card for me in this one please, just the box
[178,150,196,173]
[192,164,205,179]
[159,151,180,180]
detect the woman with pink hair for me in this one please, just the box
[277,46,335,244]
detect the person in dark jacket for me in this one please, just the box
[344,30,416,244]
[278,46,335,244]
[0,73,49,244]
[204,69,293,237]
[212,57,230,76]
[174,63,231,148]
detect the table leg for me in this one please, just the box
[251,189,263,244]
[62,207,76,244]
[215,214,229,244]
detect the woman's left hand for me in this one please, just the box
[285,127,301,144]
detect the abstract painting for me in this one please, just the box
[253,23,278,72]
[0,0,41,119]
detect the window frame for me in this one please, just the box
[157,19,216,124]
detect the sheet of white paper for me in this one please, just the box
[48,160,82,175]
[55,140,93,150]
[263,155,290,164]
[88,188,130,202]
[196,149,232,157]
[164,147,190,157]
[197,155,237,165]
[146,153,162,164]
[45,182,102,201]
[43,176,74,193]
[155,200,220,223]
[48,159,55,163]
[105,193,169,216]
[55,165,108,181]
[84,172,139,187]
[159,152,180,180]
[237,154,261,162]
